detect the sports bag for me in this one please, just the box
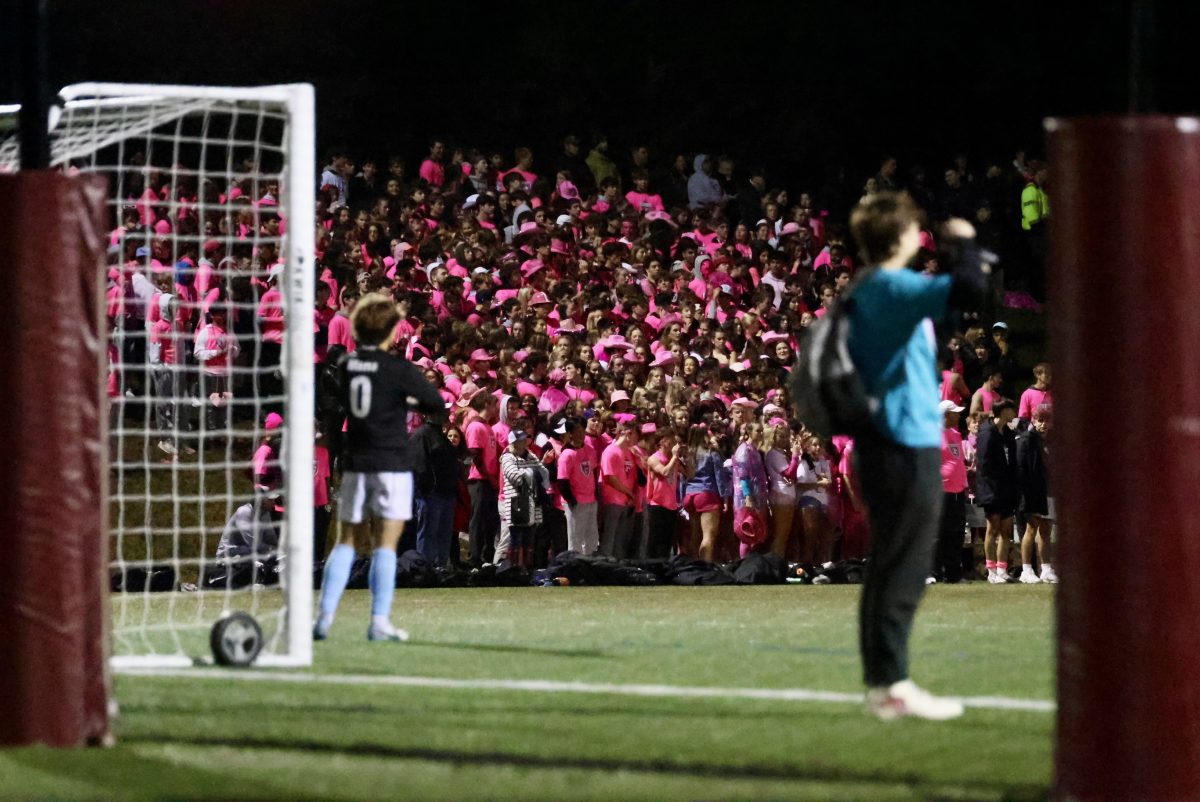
[789,269,880,440]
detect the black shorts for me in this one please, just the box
[982,501,1016,519]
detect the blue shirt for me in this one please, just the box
[847,268,952,448]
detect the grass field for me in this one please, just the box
[0,585,1056,801]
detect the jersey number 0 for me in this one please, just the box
[349,375,373,418]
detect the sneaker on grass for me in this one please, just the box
[367,619,410,642]
[157,440,177,456]
[866,680,964,721]
[1039,566,1059,584]
[987,570,1007,584]
[1019,568,1042,584]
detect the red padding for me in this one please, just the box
[1049,117,1200,801]
[0,173,111,747]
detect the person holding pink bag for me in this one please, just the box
[731,423,771,558]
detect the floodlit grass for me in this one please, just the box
[0,584,1055,801]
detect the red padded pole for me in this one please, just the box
[0,172,111,747]
[1049,117,1200,801]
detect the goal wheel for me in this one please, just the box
[210,612,263,667]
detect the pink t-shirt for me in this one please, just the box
[600,442,637,507]
[465,418,499,484]
[977,386,999,413]
[941,370,966,404]
[419,159,445,187]
[258,288,285,344]
[327,313,356,353]
[313,445,331,507]
[559,444,597,504]
[1019,387,1052,420]
[625,191,664,212]
[647,449,681,510]
[941,427,968,493]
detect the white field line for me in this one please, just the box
[115,667,1055,713]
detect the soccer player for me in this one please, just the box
[313,294,445,642]
[845,192,987,721]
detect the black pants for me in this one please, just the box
[313,504,332,561]
[536,507,568,567]
[936,492,967,583]
[467,479,499,565]
[645,505,677,560]
[854,436,942,687]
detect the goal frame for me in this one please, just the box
[16,82,317,669]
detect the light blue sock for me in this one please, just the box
[319,544,356,618]
[369,547,397,619]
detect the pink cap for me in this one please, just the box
[556,318,583,333]
[731,396,757,409]
[762,330,789,344]
[651,351,677,368]
[512,350,529,363]
[264,412,284,431]
[644,210,677,227]
[529,291,553,306]
[640,422,658,435]
[779,222,802,237]
[654,313,682,332]
[153,219,172,235]
[551,239,573,255]
[610,390,631,404]
[601,335,631,350]
[518,221,540,235]
[469,348,494,362]
[558,181,581,200]
[521,259,546,279]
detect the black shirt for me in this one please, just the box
[338,346,444,472]
[410,423,465,497]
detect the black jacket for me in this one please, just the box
[975,420,1019,507]
[1015,427,1050,514]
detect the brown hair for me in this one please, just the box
[350,293,401,345]
[849,191,922,265]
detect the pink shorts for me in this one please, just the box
[682,490,723,514]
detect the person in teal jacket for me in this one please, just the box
[846,192,988,721]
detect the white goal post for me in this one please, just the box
[1,83,316,668]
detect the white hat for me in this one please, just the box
[938,400,965,414]
[555,214,572,226]
[463,194,480,209]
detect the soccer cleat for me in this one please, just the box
[866,680,964,721]
[1019,569,1042,584]
[1040,567,1059,584]
[367,622,410,642]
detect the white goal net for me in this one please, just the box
[1,83,315,667]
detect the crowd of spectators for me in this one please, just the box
[105,132,1055,583]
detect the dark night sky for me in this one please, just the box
[3,1,1195,190]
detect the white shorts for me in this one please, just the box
[338,471,414,524]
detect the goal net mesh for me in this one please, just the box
[1,84,315,667]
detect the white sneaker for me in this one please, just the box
[987,570,1007,584]
[925,576,938,585]
[367,621,410,642]
[1040,567,1059,584]
[866,679,964,721]
[1019,568,1042,584]
[157,439,177,455]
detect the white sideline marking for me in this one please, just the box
[116,668,1055,713]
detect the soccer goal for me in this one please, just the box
[0,83,315,668]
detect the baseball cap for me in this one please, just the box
[992,321,1009,330]
[507,430,529,444]
[938,400,965,414]
[264,412,284,431]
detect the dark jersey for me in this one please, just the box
[337,346,445,472]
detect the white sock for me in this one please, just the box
[1041,563,1053,572]
[1023,563,1034,573]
